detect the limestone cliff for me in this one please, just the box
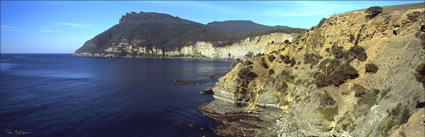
[200,3,425,137]
[74,33,294,60]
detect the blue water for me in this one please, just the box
[0,54,232,137]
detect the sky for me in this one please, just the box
[1,1,422,53]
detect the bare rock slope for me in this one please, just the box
[199,3,425,137]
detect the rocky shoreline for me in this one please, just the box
[197,99,283,137]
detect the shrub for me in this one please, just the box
[320,93,336,106]
[353,84,368,97]
[242,60,253,66]
[365,63,378,73]
[331,45,345,59]
[357,89,379,107]
[277,70,295,82]
[314,73,332,87]
[315,63,359,87]
[345,46,367,61]
[268,69,275,75]
[415,63,425,87]
[260,57,269,69]
[290,58,296,67]
[329,63,359,86]
[365,6,383,19]
[407,11,421,22]
[304,53,323,65]
[268,55,276,62]
[237,68,257,80]
[282,56,291,64]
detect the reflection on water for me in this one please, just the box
[0,54,231,137]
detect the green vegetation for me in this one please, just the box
[268,69,275,75]
[268,55,276,62]
[345,46,368,61]
[304,53,323,66]
[365,63,379,73]
[320,92,336,106]
[415,63,425,87]
[319,106,339,121]
[290,58,296,67]
[380,88,391,99]
[407,11,421,22]
[379,103,412,136]
[353,84,368,97]
[331,45,345,59]
[260,57,269,69]
[277,70,295,83]
[314,62,359,87]
[330,45,368,62]
[237,68,257,80]
[365,6,383,19]
[357,89,379,107]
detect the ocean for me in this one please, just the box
[0,54,232,137]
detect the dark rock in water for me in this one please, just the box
[201,87,214,94]
[174,71,228,85]
[173,80,200,85]
[180,123,197,129]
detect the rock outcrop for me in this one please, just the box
[199,3,425,137]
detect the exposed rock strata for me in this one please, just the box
[199,4,425,137]
[74,33,294,60]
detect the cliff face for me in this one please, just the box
[74,33,294,60]
[201,4,425,137]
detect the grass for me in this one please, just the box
[319,106,339,121]
[357,89,379,107]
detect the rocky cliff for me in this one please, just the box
[74,11,305,60]
[199,3,425,137]
[74,32,295,60]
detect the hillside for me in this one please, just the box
[198,3,425,137]
[74,12,306,59]
[206,20,298,33]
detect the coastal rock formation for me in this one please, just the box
[199,3,425,137]
[74,33,294,60]
[74,11,305,60]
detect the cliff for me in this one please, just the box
[74,32,295,60]
[74,12,306,60]
[199,3,425,137]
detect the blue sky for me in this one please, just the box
[1,1,422,53]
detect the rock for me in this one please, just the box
[201,87,214,94]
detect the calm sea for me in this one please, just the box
[0,54,232,137]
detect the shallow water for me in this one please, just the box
[0,54,231,137]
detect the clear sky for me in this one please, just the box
[1,1,422,53]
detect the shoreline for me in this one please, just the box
[73,53,239,62]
